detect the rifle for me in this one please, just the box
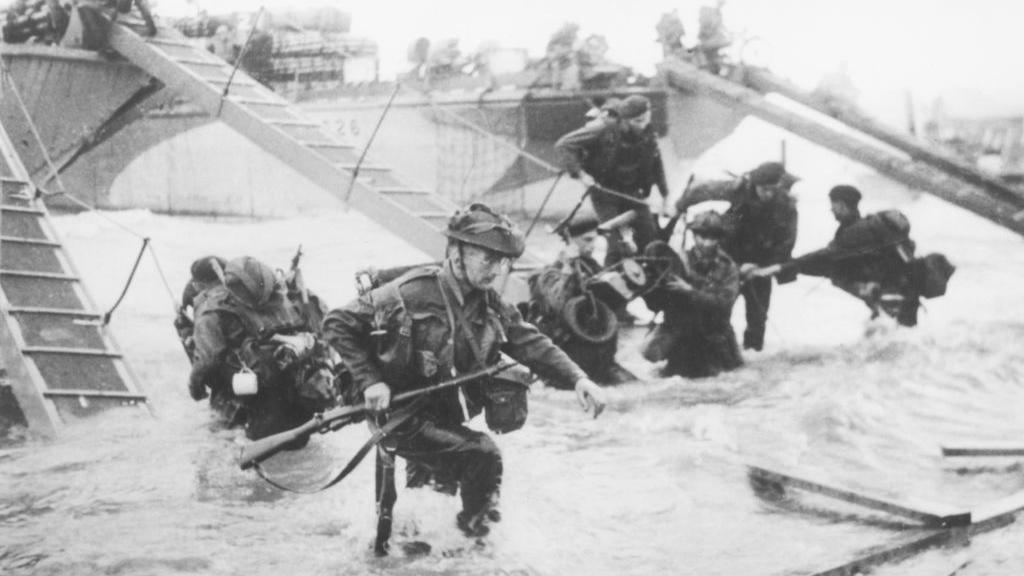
[238,361,517,470]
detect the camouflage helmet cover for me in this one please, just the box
[444,203,525,257]
[224,256,278,309]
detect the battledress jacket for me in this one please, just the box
[555,119,669,199]
[323,265,587,426]
[677,177,798,266]
[785,212,914,289]
[662,246,742,375]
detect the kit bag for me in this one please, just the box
[913,253,955,299]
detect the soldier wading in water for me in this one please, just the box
[323,203,606,540]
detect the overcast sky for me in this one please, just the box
[154,0,1022,119]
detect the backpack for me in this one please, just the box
[912,253,956,299]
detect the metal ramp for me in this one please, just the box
[659,59,1024,237]
[105,22,543,267]
[0,120,148,438]
[741,66,1024,210]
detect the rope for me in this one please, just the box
[98,238,149,326]
[524,171,563,239]
[216,6,265,117]
[0,54,180,320]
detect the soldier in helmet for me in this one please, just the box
[677,161,799,351]
[323,203,606,540]
[188,256,340,440]
[640,210,743,378]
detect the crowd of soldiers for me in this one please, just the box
[176,89,953,551]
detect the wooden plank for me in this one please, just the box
[0,205,45,214]
[942,444,1024,457]
[23,346,122,358]
[969,489,1024,532]
[42,389,146,401]
[0,236,62,247]
[810,529,955,576]
[0,270,78,281]
[7,306,101,317]
[747,463,971,527]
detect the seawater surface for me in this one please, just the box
[2,194,1024,576]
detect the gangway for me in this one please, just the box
[0,118,148,438]
[104,21,543,272]
[659,59,1024,236]
[741,66,1024,209]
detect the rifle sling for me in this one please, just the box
[252,396,426,494]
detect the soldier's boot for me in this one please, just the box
[456,510,491,538]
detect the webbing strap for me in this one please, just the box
[252,397,425,494]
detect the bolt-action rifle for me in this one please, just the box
[238,361,516,470]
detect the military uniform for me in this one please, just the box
[555,103,669,266]
[787,210,919,326]
[323,262,586,526]
[189,258,335,440]
[642,240,742,378]
[524,253,629,387]
[678,165,799,350]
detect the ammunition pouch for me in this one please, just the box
[481,367,531,434]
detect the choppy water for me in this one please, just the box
[3,190,1024,576]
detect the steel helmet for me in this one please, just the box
[224,256,278,309]
[444,203,525,257]
[689,210,727,237]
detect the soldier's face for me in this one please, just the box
[755,183,779,202]
[831,200,856,223]
[572,231,598,257]
[458,245,511,289]
[625,110,651,133]
[693,232,720,256]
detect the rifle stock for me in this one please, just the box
[237,362,517,470]
[239,404,364,470]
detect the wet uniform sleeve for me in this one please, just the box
[554,122,605,177]
[676,179,738,212]
[322,295,385,394]
[499,301,587,385]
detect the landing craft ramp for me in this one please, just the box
[741,67,1024,210]
[659,58,1024,237]
[104,21,543,272]
[0,117,148,439]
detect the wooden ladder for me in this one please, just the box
[0,119,148,438]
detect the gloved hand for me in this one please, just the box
[188,378,208,401]
[575,378,606,419]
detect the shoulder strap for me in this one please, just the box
[436,277,488,372]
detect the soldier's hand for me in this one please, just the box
[574,378,606,419]
[363,382,391,411]
[188,378,208,401]
[749,264,782,279]
[666,276,693,292]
